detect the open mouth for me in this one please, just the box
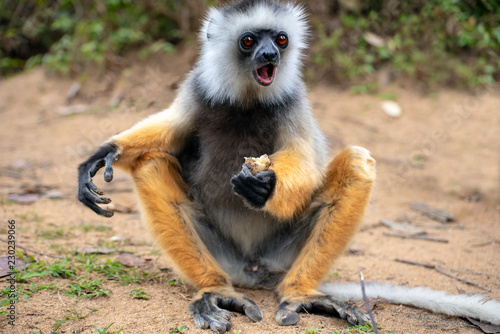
[255,63,276,86]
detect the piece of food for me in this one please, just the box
[244,154,272,175]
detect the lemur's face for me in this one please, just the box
[238,30,289,86]
[197,1,308,103]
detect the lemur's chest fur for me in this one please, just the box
[177,84,296,252]
[182,99,280,209]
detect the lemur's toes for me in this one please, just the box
[189,290,262,333]
[277,295,370,327]
[190,293,232,333]
[276,302,301,325]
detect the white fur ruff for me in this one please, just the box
[197,1,309,104]
[320,282,500,325]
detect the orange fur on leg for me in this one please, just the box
[278,146,375,298]
[132,153,231,289]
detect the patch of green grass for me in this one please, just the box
[349,83,378,95]
[378,92,398,101]
[148,249,161,256]
[14,258,76,282]
[95,225,112,232]
[65,279,112,298]
[169,325,187,333]
[75,254,158,285]
[305,328,324,334]
[36,226,65,240]
[129,288,150,300]
[50,305,99,331]
[119,268,159,285]
[344,323,395,334]
[166,278,183,286]
[93,323,123,334]
[19,212,44,222]
[49,244,67,254]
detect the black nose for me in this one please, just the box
[263,51,278,62]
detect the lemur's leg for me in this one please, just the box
[276,146,376,326]
[132,152,262,333]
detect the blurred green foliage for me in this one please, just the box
[311,0,500,89]
[0,0,188,75]
[0,0,499,88]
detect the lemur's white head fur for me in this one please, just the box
[196,0,309,105]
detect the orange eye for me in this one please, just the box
[242,36,254,48]
[277,34,288,47]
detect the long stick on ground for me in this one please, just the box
[0,238,62,259]
[358,266,380,334]
[395,258,491,292]
[383,232,449,243]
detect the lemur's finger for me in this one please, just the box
[104,151,117,182]
[79,197,114,217]
[89,159,105,178]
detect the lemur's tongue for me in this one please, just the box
[256,64,275,85]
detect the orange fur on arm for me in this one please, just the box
[107,100,192,174]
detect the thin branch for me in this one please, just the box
[395,258,491,292]
[57,291,67,307]
[383,232,449,243]
[0,238,62,259]
[160,302,169,330]
[358,266,380,334]
[410,202,454,223]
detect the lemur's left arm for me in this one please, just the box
[264,137,324,220]
[231,116,325,220]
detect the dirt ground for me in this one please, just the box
[0,48,499,334]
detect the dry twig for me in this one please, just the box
[383,232,449,243]
[358,266,380,334]
[410,202,454,223]
[395,258,491,292]
[0,238,62,259]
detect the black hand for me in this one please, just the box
[77,143,119,217]
[231,164,276,208]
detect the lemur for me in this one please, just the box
[78,0,500,332]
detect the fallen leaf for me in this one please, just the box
[466,317,500,333]
[116,253,147,267]
[0,257,30,278]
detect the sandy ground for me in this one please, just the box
[0,49,499,334]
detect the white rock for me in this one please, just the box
[381,101,402,118]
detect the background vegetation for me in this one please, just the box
[1,0,499,89]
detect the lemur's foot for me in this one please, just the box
[276,294,369,326]
[189,288,263,333]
